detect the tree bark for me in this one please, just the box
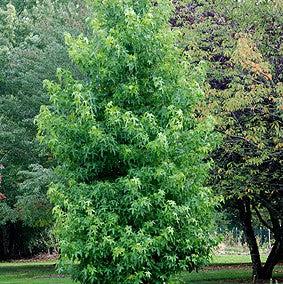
[262,239,283,280]
[238,198,265,280]
[261,207,283,280]
[239,197,283,281]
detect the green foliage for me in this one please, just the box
[16,165,55,228]
[178,0,282,200]
[0,0,88,257]
[37,0,217,283]
[177,0,283,278]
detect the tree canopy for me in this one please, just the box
[176,0,283,279]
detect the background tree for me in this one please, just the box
[175,0,283,280]
[0,0,88,259]
[37,0,217,283]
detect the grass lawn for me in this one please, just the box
[172,256,283,284]
[0,255,282,284]
[0,262,73,284]
[173,265,283,284]
[212,254,266,265]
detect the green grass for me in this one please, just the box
[0,262,73,284]
[0,255,282,284]
[173,268,252,284]
[173,265,283,284]
[212,254,267,265]
[172,256,283,284]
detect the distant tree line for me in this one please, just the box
[0,0,89,258]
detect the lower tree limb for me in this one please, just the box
[262,239,283,280]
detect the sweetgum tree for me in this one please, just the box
[37,0,217,283]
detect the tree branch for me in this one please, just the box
[252,204,273,231]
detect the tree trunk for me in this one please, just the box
[238,198,265,280]
[261,240,283,280]
[238,197,283,281]
[263,229,283,279]
[259,199,283,280]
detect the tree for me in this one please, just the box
[0,0,88,259]
[37,0,217,282]
[175,0,283,280]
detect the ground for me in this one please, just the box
[0,256,282,283]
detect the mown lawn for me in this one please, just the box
[0,255,282,284]
[212,254,267,265]
[0,262,73,284]
[174,265,283,284]
[173,256,283,284]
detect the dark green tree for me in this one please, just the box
[175,0,283,280]
[0,0,88,258]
